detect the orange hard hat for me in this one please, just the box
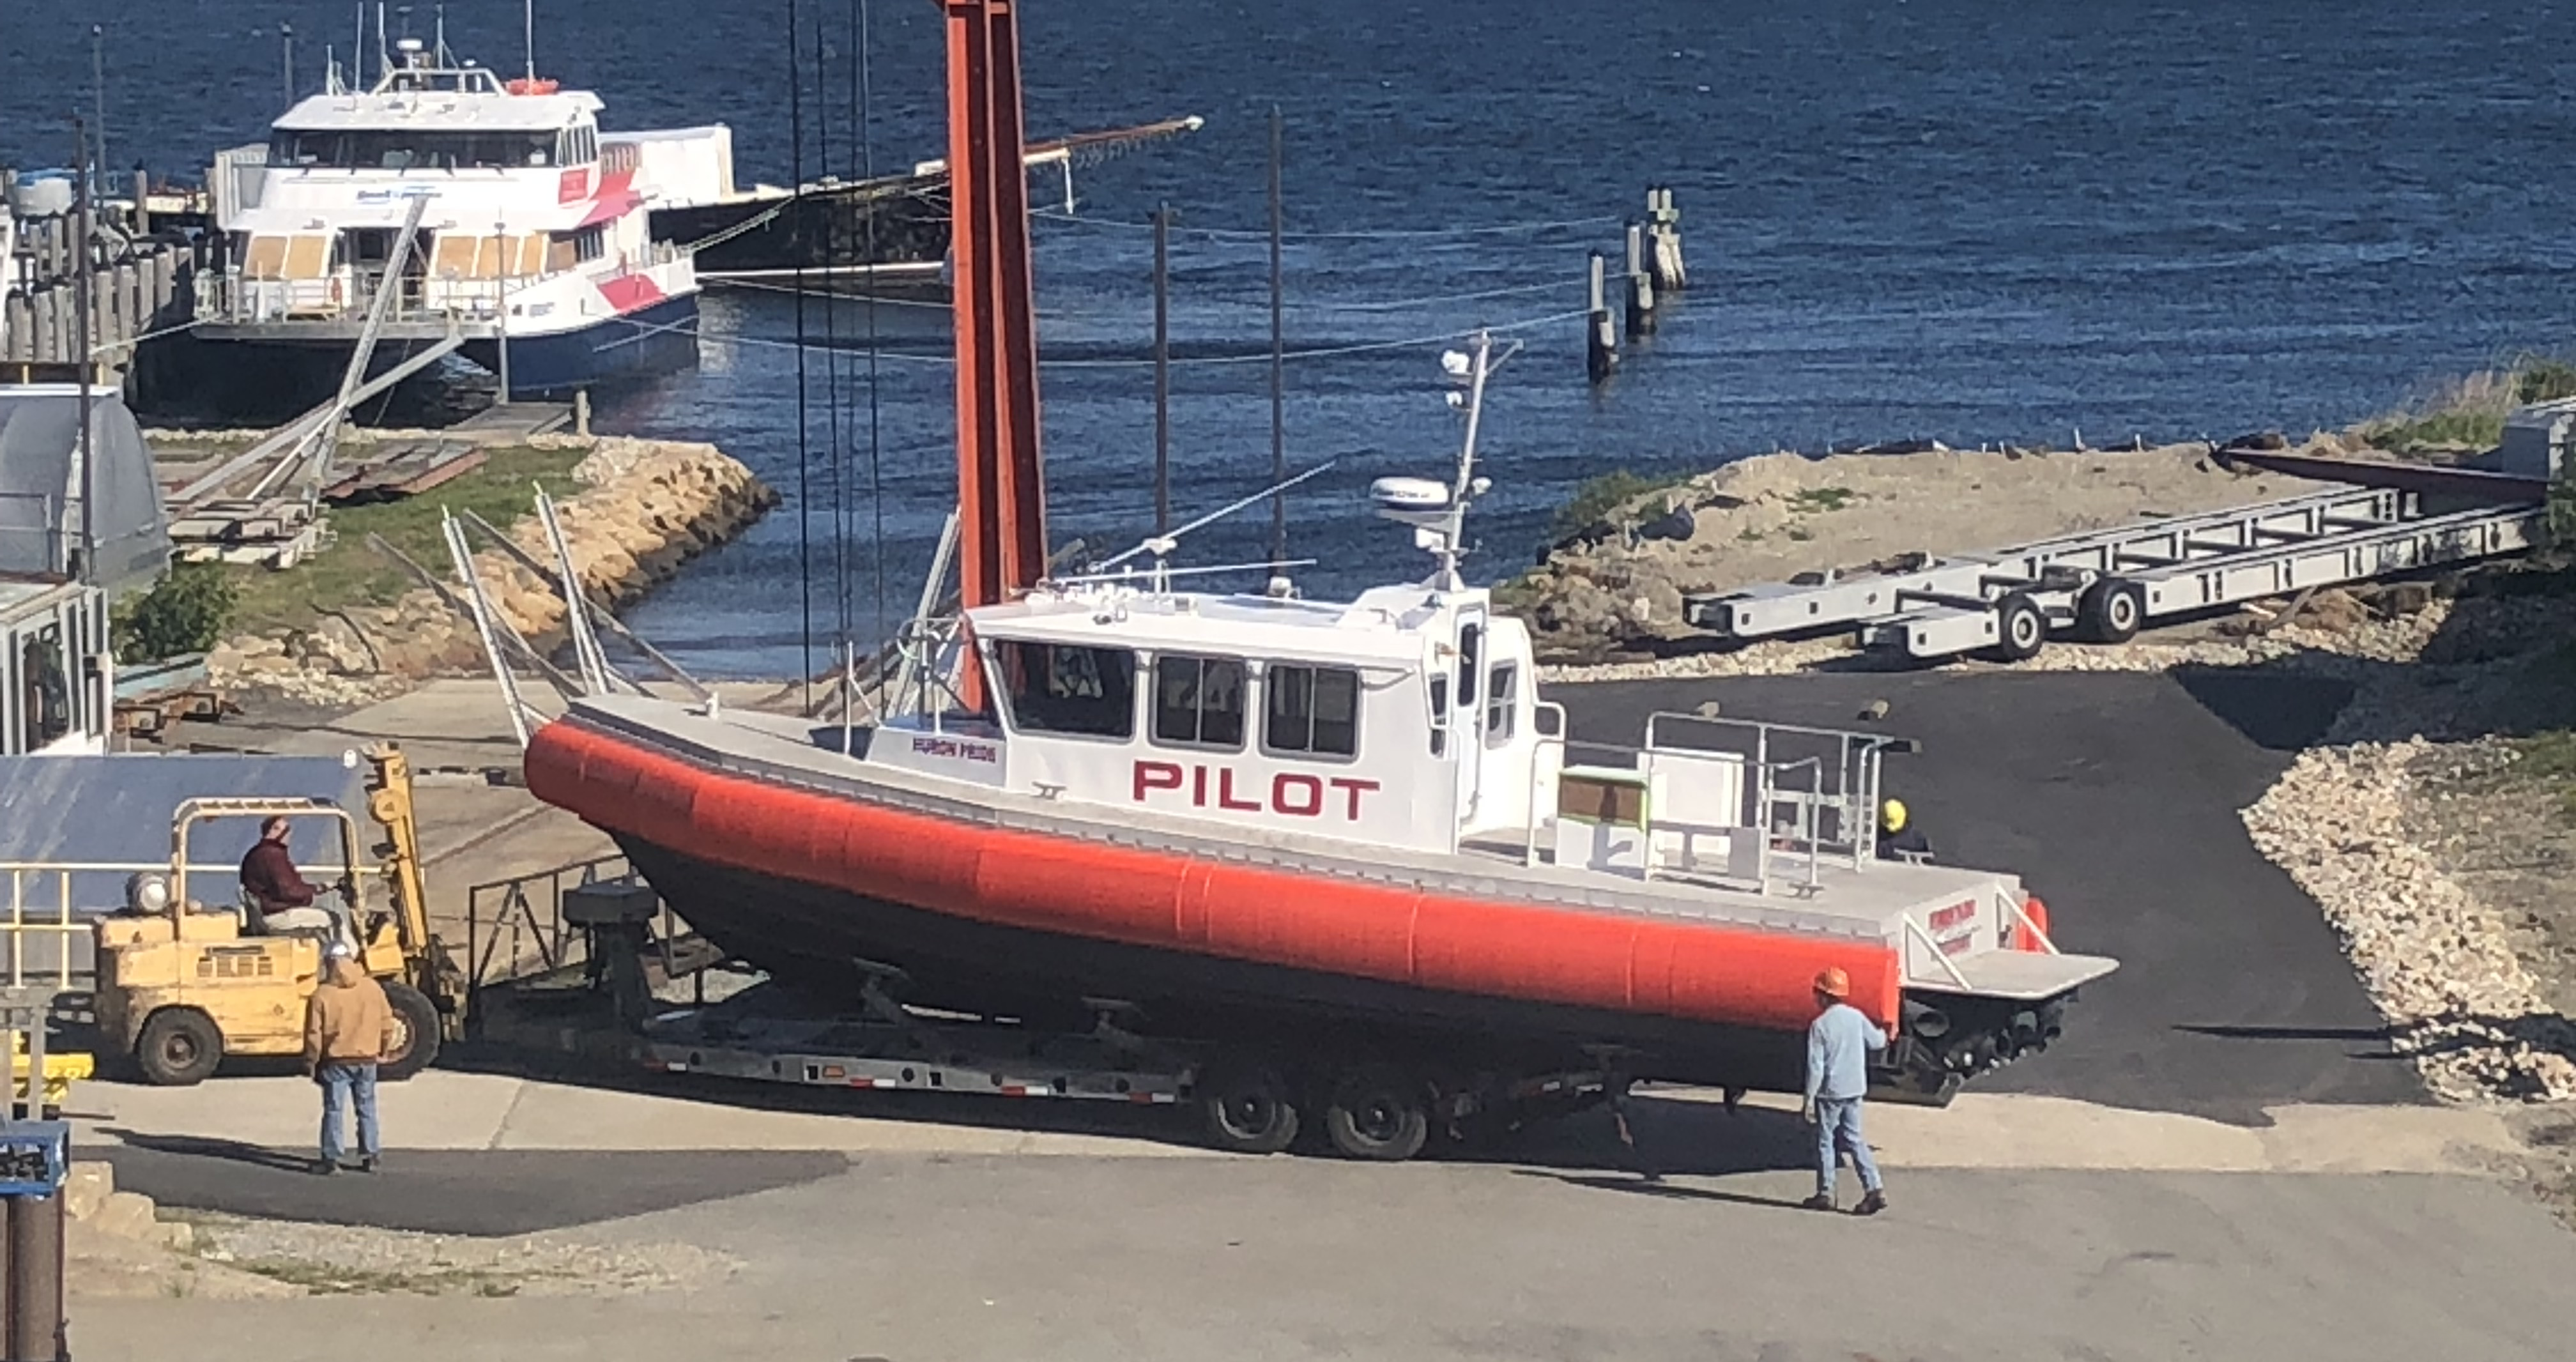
[1813,967,1850,999]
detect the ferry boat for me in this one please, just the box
[190,38,712,402]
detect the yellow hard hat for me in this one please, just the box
[1880,798,1908,833]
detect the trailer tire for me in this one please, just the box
[1984,592,2047,663]
[135,1007,224,1087]
[2075,578,2145,644]
[1197,1060,1302,1155]
[1322,1064,1431,1162]
[378,983,442,1082]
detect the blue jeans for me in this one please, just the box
[318,1062,379,1164]
[1814,1096,1882,1198]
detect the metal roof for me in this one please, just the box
[0,386,170,594]
[0,754,367,913]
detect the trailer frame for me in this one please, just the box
[1681,485,2545,662]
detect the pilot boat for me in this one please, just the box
[521,0,2114,1145]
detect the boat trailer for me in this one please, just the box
[1681,454,2551,663]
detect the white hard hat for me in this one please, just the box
[325,940,355,960]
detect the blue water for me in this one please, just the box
[10,1,2576,675]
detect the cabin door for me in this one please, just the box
[1451,606,1489,827]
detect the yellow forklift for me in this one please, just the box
[93,744,467,1086]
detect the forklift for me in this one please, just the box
[92,744,467,1086]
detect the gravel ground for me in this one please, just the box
[175,1213,739,1298]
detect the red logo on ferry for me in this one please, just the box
[558,167,591,204]
[1132,761,1379,821]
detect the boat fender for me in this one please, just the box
[2015,895,2051,953]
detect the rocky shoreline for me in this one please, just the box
[205,434,778,707]
[1511,440,2335,665]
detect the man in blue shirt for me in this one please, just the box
[1800,966,1889,1215]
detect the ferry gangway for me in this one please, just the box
[1680,484,2547,663]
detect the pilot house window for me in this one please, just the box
[1153,654,1246,749]
[1264,664,1360,758]
[995,641,1135,739]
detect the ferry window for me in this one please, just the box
[571,227,606,263]
[996,641,1134,739]
[1485,664,1517,744]
[1457,624,1482,708]
[1151,654,1246,750]
[268,130,556,170]
[19,627,69,753]
[1266,664,1359,758]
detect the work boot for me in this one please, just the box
[1854,1189,1889,1216]
[356,1156,379,1174]
[1798,1193,1835,1213]
[310,1159,337,1177]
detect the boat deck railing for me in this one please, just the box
[1518,710,1905,901]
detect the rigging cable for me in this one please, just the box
[816,17,847,673]
[857,0,887,653]
[788,0,814,708]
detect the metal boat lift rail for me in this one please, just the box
[1681,484,2547,662]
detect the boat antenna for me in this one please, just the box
[1153,200,1172,539]
[282,24,295,102]
[857,0,887,664]
[1266,106,1286,572]
[1092,459,1340,588]
[434,4,448,66]
[522,0,537,82]
[375,4,388,83]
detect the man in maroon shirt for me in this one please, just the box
[240,816,324,932]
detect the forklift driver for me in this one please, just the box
[241,816,340,937]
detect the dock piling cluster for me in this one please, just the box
[1,176,201,378]
[1587,186,1687,386]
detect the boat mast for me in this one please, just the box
[943,0,1047,710]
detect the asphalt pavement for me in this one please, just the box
[1557,668,2418,1119]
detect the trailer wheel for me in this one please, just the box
[1322,1065,1430,1162]
[1197,1060,1301,1155]
[2075,578,2145,644]
[135,1007,224,1087]
[378,983,443,1082]
[1984,592,2047,663]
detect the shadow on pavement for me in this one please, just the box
[1514,1170,1815,1214]
[92,1139,853,1236]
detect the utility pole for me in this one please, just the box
[1153,201,1171,538]
[90,27,107,194]
[1267,106,1285,570]
[72,118,96,585]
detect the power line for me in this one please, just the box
[1032,208,1623,241]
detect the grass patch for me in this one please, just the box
[2509,729,2576,825]
[1789,486,1857,514]
[218,445,582,637]
[2359,356,2576,455]
[1551,469,1688,540]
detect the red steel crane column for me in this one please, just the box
[946,0,1048,711]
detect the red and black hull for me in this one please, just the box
[614,833,1807,1089]
[527,714,1915,1093]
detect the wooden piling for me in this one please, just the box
[1623,222,1657,339]
[1647,186,1688,293]
[1586,251,1617,384]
